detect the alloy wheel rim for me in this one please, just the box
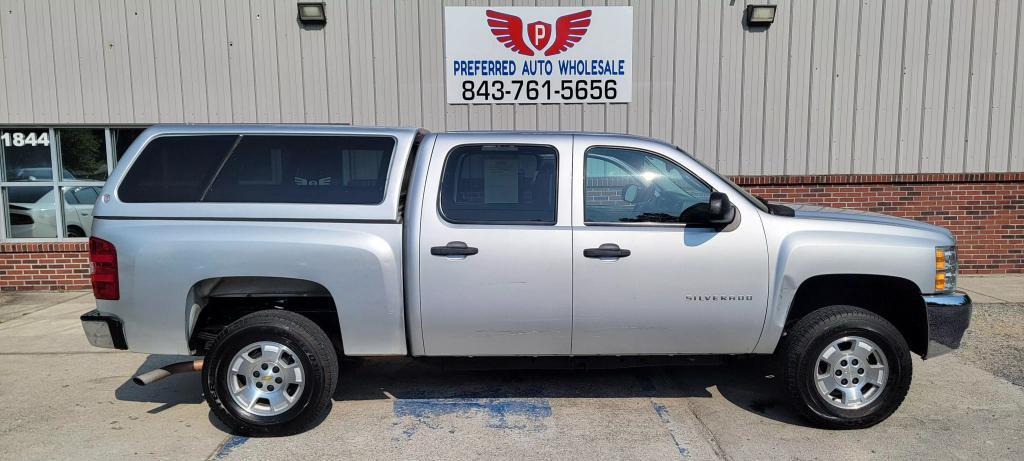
[227,341,306,417]
[813,335,888,410]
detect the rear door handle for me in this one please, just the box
[431,241,479,257]
[583,243,631,259]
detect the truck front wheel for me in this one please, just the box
[202,310,338,436]
[780,305,912,429]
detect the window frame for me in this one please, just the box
[436,143,560,226]
[0,126,139,242]
[582,145,715,228]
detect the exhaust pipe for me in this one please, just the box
[132,359,204,386]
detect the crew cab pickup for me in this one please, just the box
[80,125,971,435]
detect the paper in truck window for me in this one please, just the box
[483,155,519,204]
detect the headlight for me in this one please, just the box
[935,246,957,292]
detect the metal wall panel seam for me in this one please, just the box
[0,4,7,122]
[21,0,36,122]
[804,0,816,174]
[942,0,972,172]
[847,0,864,173]
[827,0,839,173]
[964,0,996,172]
[898,0,928,174]
[174,1,187,122]
[982,0,1001,172]
[781,0,795,174]
[986,0,1018,172]
[736,0,747,176]
[870,0,887,173]
[921,0,953,173]
[693,0,701,149]
[44,1,63,122]
[1010,0,1024,171]
[937,0,953,173]
[94,0,113,122]
[715,0,724,170]
[914,0,930,173]
[197,0,213,121]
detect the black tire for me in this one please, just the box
[779,305,912,429]
[202,310,338,436]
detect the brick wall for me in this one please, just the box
[586,176,634,206]
[734,173,1024,274]
[0,242,90,292]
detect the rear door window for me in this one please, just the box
[439,144,557,224]
[203,135,395,204]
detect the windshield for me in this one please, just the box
[674,147,771,213]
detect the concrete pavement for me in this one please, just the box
[958,275,1024,304]
[0,285,1022,460]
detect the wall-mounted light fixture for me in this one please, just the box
[297,2,326,25]
[744,4,777,28]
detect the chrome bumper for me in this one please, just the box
[922,292,972,359]
[80,309,128,350]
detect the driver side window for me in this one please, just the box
[584,147,710,224]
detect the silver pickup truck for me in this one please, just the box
[80,125,971,435]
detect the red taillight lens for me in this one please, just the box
[89,237,119,300]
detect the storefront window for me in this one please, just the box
[61,186,101,238]
[1,127,141,240]
[2,129,53,182]
[58,129,108,181]
[113,128,145,160]
[3,186,58,239]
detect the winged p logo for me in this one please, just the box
[486,9,592,57]
[294,176,332,186]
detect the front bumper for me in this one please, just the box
[922,292,972,359]
[80,309,128,350]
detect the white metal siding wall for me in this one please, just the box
[0,0,1022,175]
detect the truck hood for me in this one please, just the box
[784,203,954,239]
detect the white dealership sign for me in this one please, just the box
[444,7,633,104]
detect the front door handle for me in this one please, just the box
[431,241,479,257]
[583,243,631,259]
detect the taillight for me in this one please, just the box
[89,237,119,300]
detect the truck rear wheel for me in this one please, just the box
[779,305,912,429]
[202,310,338,436]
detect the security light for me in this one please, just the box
[297,2,326,25]
[744,4,776,28]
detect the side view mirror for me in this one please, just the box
[622,184,640,203]
[679,191,736,226]
[707,191,735,224]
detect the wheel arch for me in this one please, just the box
[778,274,928,356]
[186,276,343,356]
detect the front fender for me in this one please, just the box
[752,228,939,354]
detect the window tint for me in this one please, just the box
[584,147,710,224]
[113,128,146,160]
[203,135,394,204]
[118,135,237,202]
[439,145,557,224]
[1,128,116,240]
[3,186,58,238]
[58,128,108,181]
[73,186,100,205]
[2,129,52,182]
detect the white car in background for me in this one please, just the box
[8,186,100,238]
